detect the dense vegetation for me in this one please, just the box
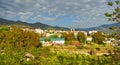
[0,26,119,65]
[0,27,41,49]
[0,45,120,65]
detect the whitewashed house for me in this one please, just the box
[46,33,54,37]
[87,36,92,41]
[35,28,44,34]
[89,30,98,35]
[22,28,35,32]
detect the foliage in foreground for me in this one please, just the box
[0,27,41,48]
[0,45,120,65]
[0,27,120,65]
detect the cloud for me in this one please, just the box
[0,0,114,28]
[18,12,33,21]
[42,17,57,22]
[83,0,91,3]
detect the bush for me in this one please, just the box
[76,46,84,49]
[96,47,100,51]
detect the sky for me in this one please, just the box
[0,0,116,28]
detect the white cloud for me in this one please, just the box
[99,0,106,3]
[0,0,113,28]
[83,0,91,2]
[42,17,57,22]
[31,15,57,22]
[18,12,33,21]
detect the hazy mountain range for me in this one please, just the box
[76,23,120,31]
[0,18,69,30]
[0,18,120,32]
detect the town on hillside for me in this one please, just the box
[0,0,120,64]
[21,27,119,47]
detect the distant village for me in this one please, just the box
[22,28,119,47]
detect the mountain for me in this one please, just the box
[0,18,120,32]
[76,23,120,34]
[0,18,69,30]
[76,23,120,31]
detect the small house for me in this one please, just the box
[87,36,92,41]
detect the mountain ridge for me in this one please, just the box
[76,23,120,31]
[0,18,120,31]
[0,18,69,30]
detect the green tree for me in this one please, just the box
[61,32,75,45]
[77,32,86,44]
[49,35,58,38]
[0,28,41,49]
[61,32,67,38]
[61,28,64,31]
[105,0,120,22]
[92,32,105,44]
[0,26,10,32]
[44,38,51,42]
[66,32,75,41]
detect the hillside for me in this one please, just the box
[76,23,120,32]
[0,18,120,32]
[0,18,69,30]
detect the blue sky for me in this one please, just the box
[0,0,116,28]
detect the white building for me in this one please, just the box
[87,36,92,41]
[46,33,53,37]
[22,28,35,32]
[89,30,98,35]
[35,28,44,34]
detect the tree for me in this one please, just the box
[0,27,41,49]
[61,32,67,38]
[49,34,58,38]
[105,0,120,22]
[92,32,105,44]
[77,32,86,44]
[105,1,120,64]
[61,32,75,45]
[105,0,120,40]
[61,32,75,41]
[0,26,10,32]
[61,28,64,31]
[66,32,75,41]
